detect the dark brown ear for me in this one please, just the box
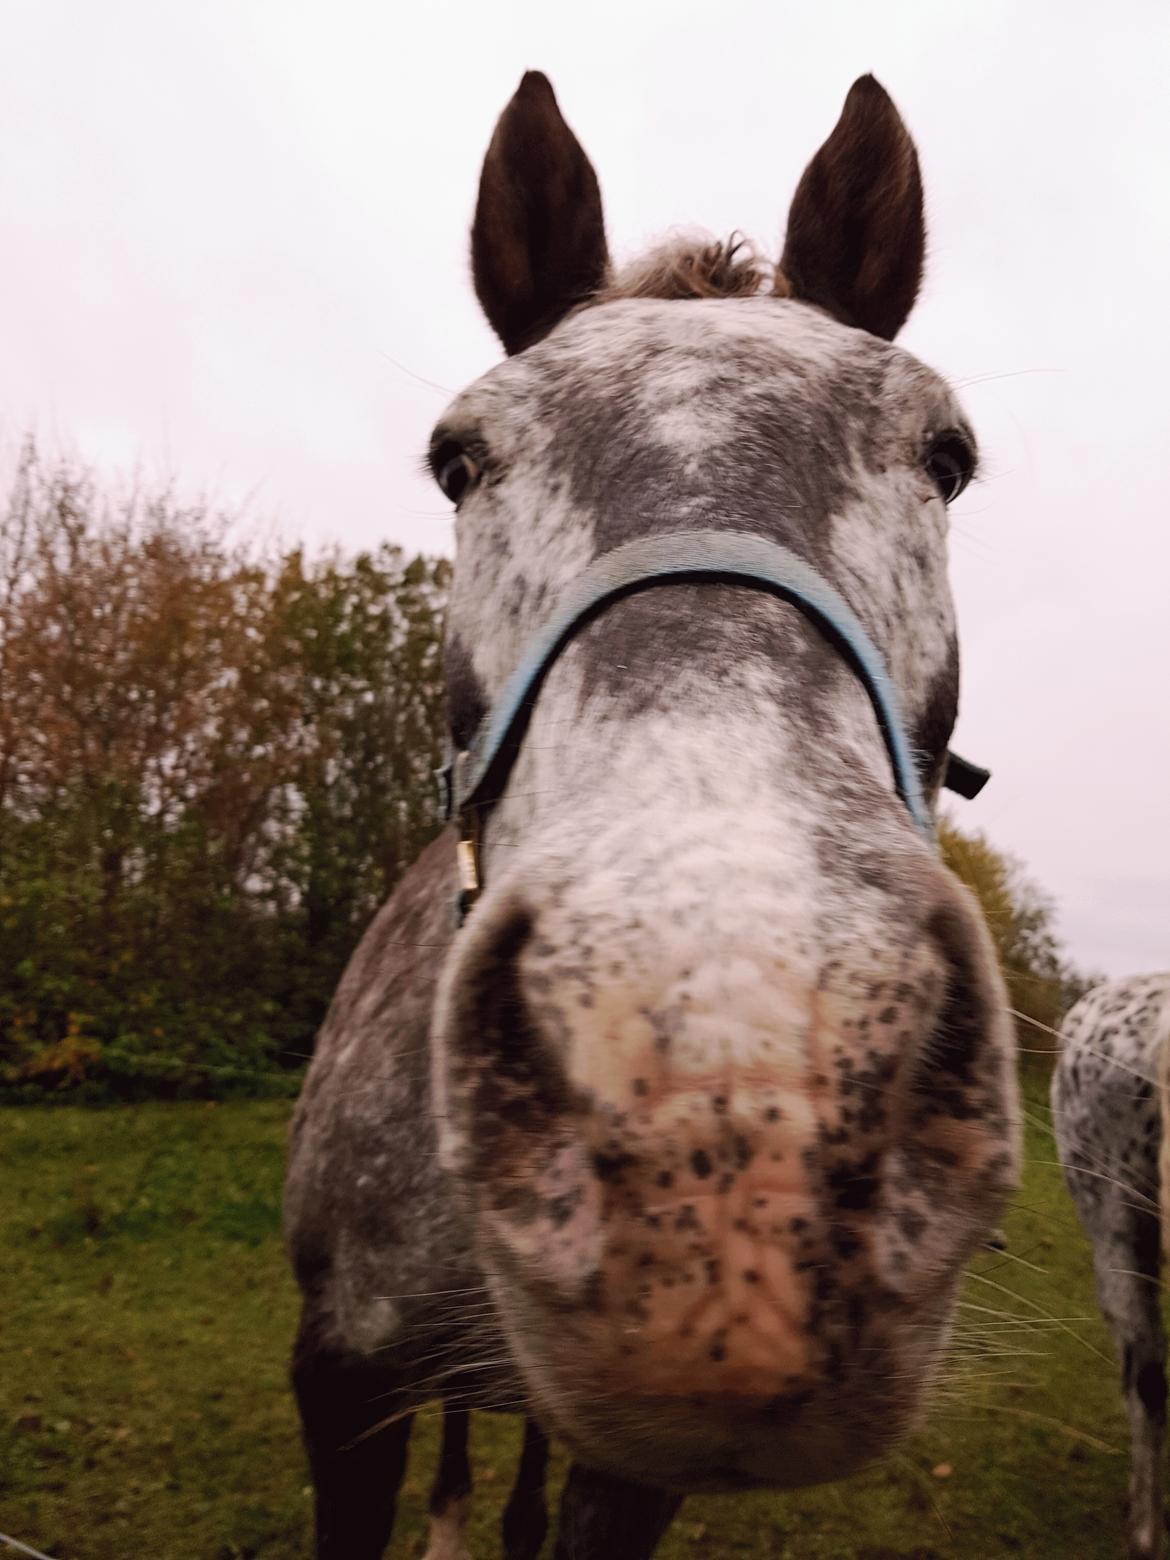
[471,72,609,355]
[777,75,925,341]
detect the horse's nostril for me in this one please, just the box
[453,903,539,1063]
[443,899,576,1157]
[486,906,536,976]
[923,894,999,1082]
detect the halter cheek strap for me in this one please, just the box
[438,530,989,921]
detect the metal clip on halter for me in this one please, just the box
[455,832,481,921]
[438,751,485,922]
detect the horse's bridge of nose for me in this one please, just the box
[437,528,990,920]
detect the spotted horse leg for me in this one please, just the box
[1070,1171,1166,1559]
[553,1460,683,1560]
[1106,1215,1167,1560]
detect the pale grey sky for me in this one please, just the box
[2,0,1167,978]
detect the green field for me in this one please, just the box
[0,1091,1142,1559]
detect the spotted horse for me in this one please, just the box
[283,70,1020,1560]
[1053,974,1170,1560]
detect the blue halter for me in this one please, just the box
[438,530,987,919]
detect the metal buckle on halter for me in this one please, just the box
[455,831,481,923]
[443,749,482,924]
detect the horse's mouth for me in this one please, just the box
[546,1404,901,1494]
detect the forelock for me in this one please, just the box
[593,232,776,305]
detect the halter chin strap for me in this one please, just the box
[438,530,989,921]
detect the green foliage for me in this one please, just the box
[939,819,1094,1067]
[0,441,449,1097]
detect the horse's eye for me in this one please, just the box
[435,447,481,505]
[924,432,974,504]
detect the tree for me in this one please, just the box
[0,441,449,1096]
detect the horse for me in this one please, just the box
[1052,974,1170,1560]
[283,70,1020,1560]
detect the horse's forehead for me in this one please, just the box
[448,298,952,439]
[538,298,863,382]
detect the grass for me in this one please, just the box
[0,1083,1141,1559]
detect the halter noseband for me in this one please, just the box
[438,530,989,922]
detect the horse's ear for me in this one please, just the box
[471,72,610,355]
[776,75,925,341]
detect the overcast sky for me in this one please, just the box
[2,0,1167,980]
